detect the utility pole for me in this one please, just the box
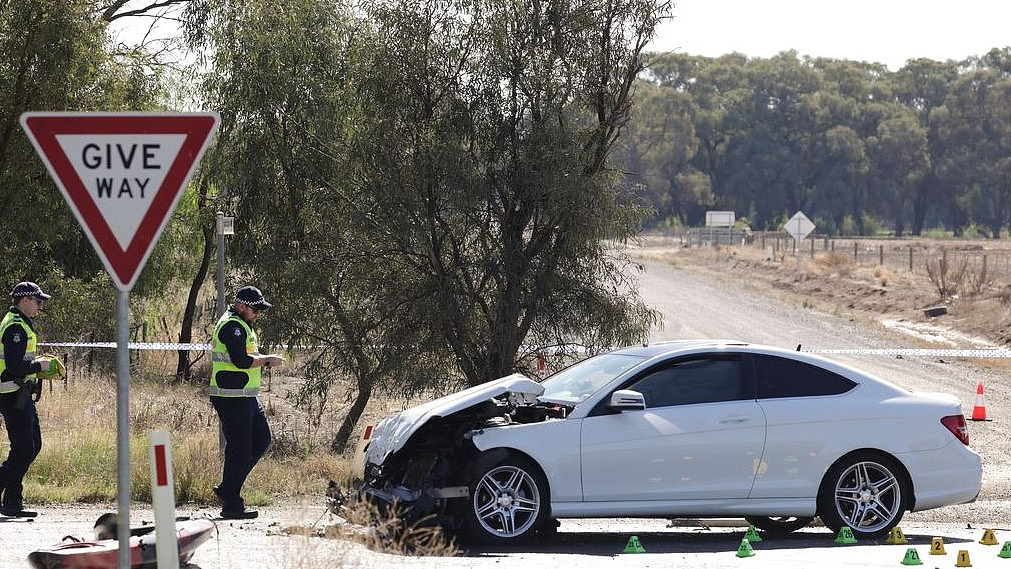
[215,211,234,317]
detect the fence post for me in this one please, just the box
[810,238,815,258]
[908,246,913,271]
[879,244,884,266]
[853,241,858,261]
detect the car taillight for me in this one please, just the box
[941,414,969,446]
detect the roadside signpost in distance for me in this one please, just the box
[20,112,219,569]
[783,210,816,276]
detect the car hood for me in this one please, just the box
[365,373,544,467]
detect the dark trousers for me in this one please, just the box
[0,393,42,511]
[211,396,271,511]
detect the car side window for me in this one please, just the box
[753,354,856,399]
[628,356,744,408]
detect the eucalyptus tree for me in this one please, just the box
[865,110,929,236]
[1,0,170,344]
[184,0,454,449]
[612,79,704,225]
[355,0,667,385]
[935,67,1011,238]
[721,51,821,228]
[893,58,958,234]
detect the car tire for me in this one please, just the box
[744,515,814,534]
[816,451,908,539]
[461,453,549,545]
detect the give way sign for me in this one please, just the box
[20,112,220,291]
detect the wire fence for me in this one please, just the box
[682,228,1011,283]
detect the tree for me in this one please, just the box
[612,79,704,226]
[0,0,169,345]
[866,112,929,236]
[355,0,666,385]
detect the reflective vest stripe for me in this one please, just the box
[208,386,260,397]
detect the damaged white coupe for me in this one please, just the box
[359,340,982,544]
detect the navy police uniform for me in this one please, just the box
[210,286,278,519]
[0,282,51,518]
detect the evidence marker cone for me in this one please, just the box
[744,524,763,542]
[955,549,972,567]
[980,528,999,545]
[622,535,645,553]
[886,526,909,545]
[929,536,947,555]
[971,382,990,421]
[736,538,755,558]
[834,526,857,544]
[999,541,1011,559]
[900,548,923,566]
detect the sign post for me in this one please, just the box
[20,112,219,569]
[783,211,815,277]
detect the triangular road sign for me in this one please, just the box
[20,112,220,291]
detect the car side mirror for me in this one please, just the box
[609,389,645,411]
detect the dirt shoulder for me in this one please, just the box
[627,234,1011,353]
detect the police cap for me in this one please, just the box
[235,285,272,311]
[11,281,51,300]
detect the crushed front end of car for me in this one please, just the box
[359,374,566,531]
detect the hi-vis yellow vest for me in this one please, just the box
[0,311,37,394]
[210,312,261,397]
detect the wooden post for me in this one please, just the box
[908,246,913,271]
[879,244,884,266]
[853,241,858,261]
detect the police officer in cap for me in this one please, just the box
[209,285,285,519]
[0,282,53,518]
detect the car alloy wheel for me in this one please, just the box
[817,452,907,539]
[465,455,547,544]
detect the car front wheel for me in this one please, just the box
[817,452,908,539]
[462,453,548,545]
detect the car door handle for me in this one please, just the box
[719,416,750,424]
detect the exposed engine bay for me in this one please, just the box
[361,391,568,527]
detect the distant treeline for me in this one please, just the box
[613,48,1011,237]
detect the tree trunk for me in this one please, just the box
[331,381,372,453]
[176,180,214,382]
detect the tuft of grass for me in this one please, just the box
[873,266,893,286]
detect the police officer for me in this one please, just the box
[0,282,53,518]
[210,285,285,519]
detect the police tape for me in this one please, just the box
[806,347,1011,358]
[40,341,212,351]
[35,342,1011,358]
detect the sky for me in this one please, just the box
[649,0,1011,71]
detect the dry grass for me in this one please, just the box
[24,366,347,507]
[281,487,461,557]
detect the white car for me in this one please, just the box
[360,340,982,544]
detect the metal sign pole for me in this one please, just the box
[116,289,131,569]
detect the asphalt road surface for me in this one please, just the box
[3,257,1009,568]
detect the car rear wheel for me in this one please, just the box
[817,452,907,539]
[462,454,548,545]
[744,516,814,534]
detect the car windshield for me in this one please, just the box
[540,353,645,404]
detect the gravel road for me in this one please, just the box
[2,256,1008,568]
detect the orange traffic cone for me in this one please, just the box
[971,382,989,422]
